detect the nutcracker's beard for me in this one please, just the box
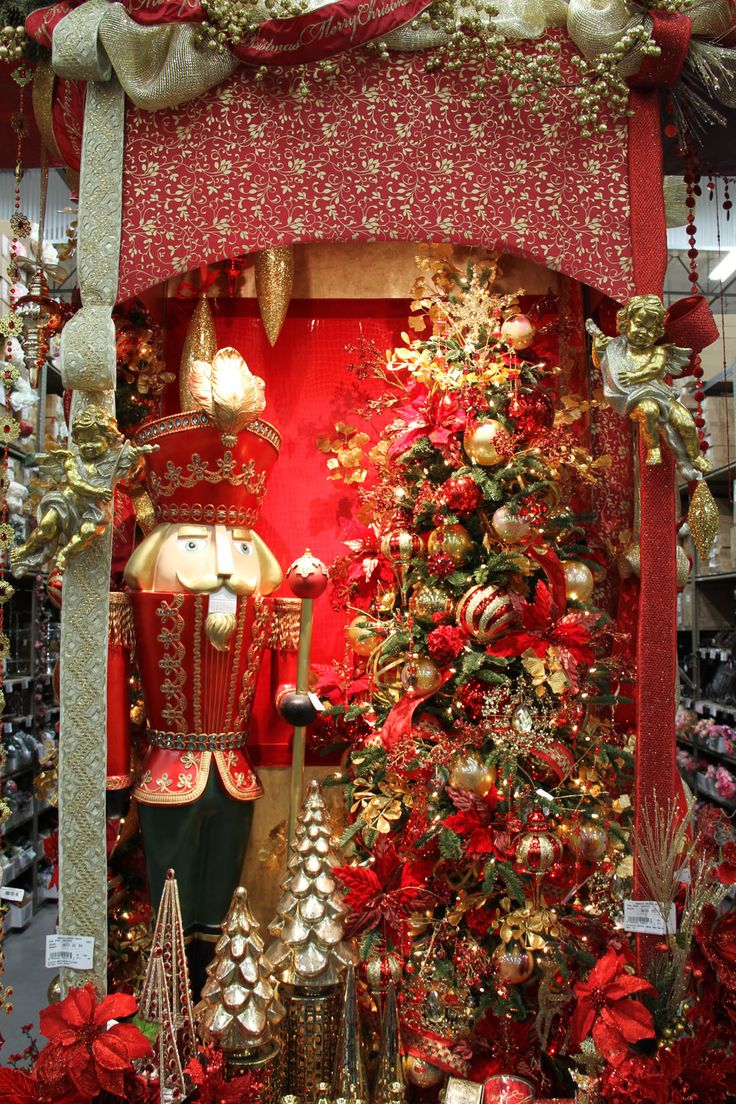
[204,612,237,651]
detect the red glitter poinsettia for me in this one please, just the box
[335,836,434,943]
[487,580,594,685]
[569,950,655,1065]
[33,984,151,1100]
[389,382,467,459]
[442,786,500,857]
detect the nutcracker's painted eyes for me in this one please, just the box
[180,537,207,553]
[236,541,253,556]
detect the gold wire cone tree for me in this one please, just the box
[139,869,197,1069]
[265,779,353,986]
[265,779,354,1101]
[194,886,284,1066]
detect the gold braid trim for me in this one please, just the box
[268,596,301,651]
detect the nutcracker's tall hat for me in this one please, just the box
[135,346,280,528]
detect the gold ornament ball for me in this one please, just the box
[492,504,531,544]
[404,1054,445,1089]
[347,614,381,657]
[493,941,535,986]
[568,820,608,862]
[400,656,442,695]
[410,583,455,625]
[563,560,595,602]
[47,974,62,1004]
[463,419,506,466]
[449,752,496,795]
[500,313,536,350]
[427,523,474,564]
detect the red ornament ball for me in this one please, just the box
[508,389,555,435]
[456,584,516,643]
[441,475,483,516]
[286,550,329,599]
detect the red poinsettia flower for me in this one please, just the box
[335,836,435,943]
[569,950,655,1065]
[442,787,500,857]
[487,580,594,684]
[390,382,467,458]
[35,984,151,1100]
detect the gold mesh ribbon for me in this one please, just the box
[51,0,125,995]
[47,0,736,111]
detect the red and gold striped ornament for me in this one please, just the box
[515,809,562,874]
[455,584,516,643]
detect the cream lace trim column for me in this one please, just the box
[52,2,127,995]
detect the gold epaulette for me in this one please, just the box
[109,591,134,649]
[268,596,301,651]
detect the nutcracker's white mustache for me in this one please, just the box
[205,612,237,651]
[175,572,255,595]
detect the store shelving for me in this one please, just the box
[677,372,736,814]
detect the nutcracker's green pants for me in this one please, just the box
[138,770,255,945]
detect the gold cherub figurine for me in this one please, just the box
[586,295,710,482]
[11,405,153,576]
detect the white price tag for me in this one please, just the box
[695,700,705,714]
[46,935,95,970]
[21,679,29,690]
[0,886,24,903]
[722,650,730,661]
[3,723,11,734]
[623,900,676,936]
[536,788,555,803]
[208,588,237,616]
[308,692,325,713]
[676,864,691,884]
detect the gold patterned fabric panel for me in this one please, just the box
[120,43,633,303]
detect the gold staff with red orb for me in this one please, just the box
[280,550,329,845]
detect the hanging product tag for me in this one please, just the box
[45,935,95,970]
[623,900,676,935]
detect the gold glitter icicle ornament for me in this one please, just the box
[688,479,718,561]
[180,294,217,411]
[255,245,295,346]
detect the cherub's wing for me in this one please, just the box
[668,345,692,377]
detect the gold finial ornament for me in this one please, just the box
[11,406,153,576]
[180,294,217,411]
[586,296,709,482]
[255,245,294,346]
[688,478,719,561]
[332,963,368,1104]
[373,980,404,1104]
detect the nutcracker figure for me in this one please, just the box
[123,347,302,982]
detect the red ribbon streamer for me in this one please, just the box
[27,0,435,65]
[627,82,676,965]
[665,293,719,356]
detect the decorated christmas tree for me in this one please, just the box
[316,254,736,1100]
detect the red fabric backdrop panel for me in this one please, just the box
[121,42,635,304]
[164,297,407,766]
